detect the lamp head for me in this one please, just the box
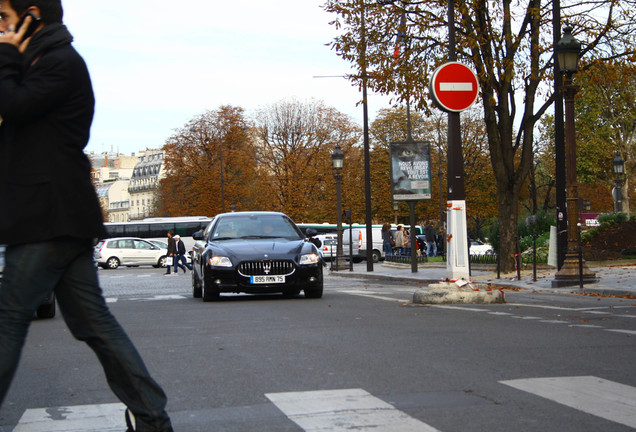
[332,146,344,170]
[555,26,581,74]
[613,154,624,175]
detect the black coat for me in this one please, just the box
[167,237,177,255]
[0,24,105,245]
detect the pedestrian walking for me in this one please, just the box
[173,234,192,274]
[0,2,173,430]
[164,231,176,275]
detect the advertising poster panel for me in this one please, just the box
[390,141,432,201]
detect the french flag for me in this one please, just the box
[393,13,407,62]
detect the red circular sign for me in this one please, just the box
[430,62,479,112]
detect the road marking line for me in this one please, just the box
[105,297,118,303]
[13,402,125,431]
[605,329,636,335]
[432,305,487,312]
[266,388,441,432]
[340,290,407,303]
[500,376,636,428]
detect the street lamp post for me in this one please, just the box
[332,146,348,271]
[613,154,624,213]
[552,26,597,287]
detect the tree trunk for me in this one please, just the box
[497,185,520,273]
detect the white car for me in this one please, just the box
[94,237,168,269]
[469,239,495,255]
[314,234,337,261]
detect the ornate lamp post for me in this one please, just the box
[553,26,597,287]
[613,153,624,213]
[332,146,348,271]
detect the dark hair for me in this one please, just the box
[10,0,63,24]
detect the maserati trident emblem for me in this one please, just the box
[263,262,272,275]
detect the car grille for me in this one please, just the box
[238,260,295,277]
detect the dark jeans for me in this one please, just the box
[0,237,172,431]
[173,254,192,272]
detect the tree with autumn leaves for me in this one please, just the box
[156,106,264,216]
[532,60,635,218]
[156,100,363,223]
[323,0,636,271]
[156,100,497,236]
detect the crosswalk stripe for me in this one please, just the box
[606,329,636,335]
[13,402,125,431]
[500,376,636,428]
[266,388,441,432]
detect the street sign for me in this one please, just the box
[430,62,479,113]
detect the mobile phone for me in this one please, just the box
[15,11,41,40]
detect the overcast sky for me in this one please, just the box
[61,0,394,155]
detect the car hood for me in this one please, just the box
[209,238,310,261]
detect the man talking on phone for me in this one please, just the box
[0,1,173,431]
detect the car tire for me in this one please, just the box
[106,257,120,269]
[371,249,381,263]
[157,255,168,268]
[192,269,202,298]
[36,297,56,319]
[202,272,220,302]
[304,268,324,299]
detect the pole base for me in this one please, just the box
[331,258,351,272]
[551,253,597,288]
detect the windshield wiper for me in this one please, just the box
[239,235,280,239]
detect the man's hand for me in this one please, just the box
[0,15,33,53]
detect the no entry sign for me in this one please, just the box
[429,62,479,113]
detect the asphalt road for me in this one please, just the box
[1,266,635,431]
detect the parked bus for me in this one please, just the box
[103,216,212,250]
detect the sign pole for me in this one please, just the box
[408,200,418,273]
[441,0,471,280]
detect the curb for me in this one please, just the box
[328,269,636,298]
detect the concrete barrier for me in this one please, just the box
[413,281,505,304]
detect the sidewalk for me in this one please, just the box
[328,259,636,298]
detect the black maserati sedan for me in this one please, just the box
[191,211,323,301]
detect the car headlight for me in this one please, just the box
[300,253,320,265]
[209,256,232,267]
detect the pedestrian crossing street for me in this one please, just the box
[12,377,636,431]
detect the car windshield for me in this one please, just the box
[210,215,302,241]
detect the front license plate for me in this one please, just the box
[250,275,285,284]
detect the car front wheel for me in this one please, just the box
[155,255,168,268]
[202,272,220,302]
[192,269,202,298]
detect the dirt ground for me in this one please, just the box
[582,220,636,260]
